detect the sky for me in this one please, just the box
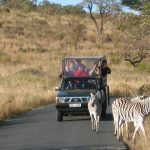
[41,0,82,6]
[39,0,139,14]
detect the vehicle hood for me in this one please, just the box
[57,89,97,97]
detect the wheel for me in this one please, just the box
[106,86,110,106]
[56,110,63,121]
[101,89,107,116]
[102,100,107,116]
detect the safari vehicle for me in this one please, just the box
[55,56,110,121]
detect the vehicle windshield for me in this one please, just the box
[61,78,98,90]
[63,58,103,77]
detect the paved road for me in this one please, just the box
[0,99,128,150]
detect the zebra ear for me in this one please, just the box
[96,91,101,99]
[90,92,95,98]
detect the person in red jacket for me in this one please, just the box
[74,60,89,77]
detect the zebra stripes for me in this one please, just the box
[88,91,104,133]
[112,97,150,142]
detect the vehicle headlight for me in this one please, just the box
[56,97,65,103]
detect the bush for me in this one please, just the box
[16,68,45,83]
[39,1,62,15]
[0,7,10,13]
[63,5,85,15]
[136,62,150,73]
[103,34,112,42]
[4,26,24,37]
[23,0,36,12]
[0,0,36,11]
[110,55,122,64]
[139,84,150,95]
[19,47,48,53]
[0,51,11,64]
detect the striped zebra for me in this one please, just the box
[112,97,129,140]
[131,95,148,102]
[112,97,150,142]
[88,91,104,133]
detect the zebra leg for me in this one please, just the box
[120,123,124,138]
[118,119,124,141]
[132,125,140,142]
[140,124,147,141]
[114,116,120,136]
[96,115,100,134]
[93,113,97,132]
[116,118,120,140]
[90,113,94,132]
[125,122,129,139]
[113,117,118,136]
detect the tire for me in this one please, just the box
[57,110,63,121]
[106,86,110,106]
[101,89,107,116]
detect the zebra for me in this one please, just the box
[112,97,129,140]
[88,91,104,133]
[131,95,148,102]
[112,97,150,142]
[113,96,149,139]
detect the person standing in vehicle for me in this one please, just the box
[100,60,111,77]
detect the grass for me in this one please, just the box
[0,8,149,149]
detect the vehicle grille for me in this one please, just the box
[64,97,89,103]
[71,98,81,103]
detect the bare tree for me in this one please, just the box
[123,29,150,67]
[83,0,119,36]
[122,13,150,67]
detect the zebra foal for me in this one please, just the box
[88,91,104,133]
[112,97,150,142]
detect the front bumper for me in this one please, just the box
[55,103,88,113]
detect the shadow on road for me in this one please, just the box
[63,115,90,122]
[101,113,113,121]
[62,113,113,122]
[14,143,128,150]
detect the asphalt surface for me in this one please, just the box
[0,99,128,150]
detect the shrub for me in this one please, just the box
[16,68,45,83]
[103,34,112,42]
[19,47,48,53]
[136,62,150,73]
[4,26,24,37]
[0,7,10,13]
[110,55,122,64]
[139,84,150,95]
[0,21,4,28]
[23,0,36,12]
[63,5,85,15]
[0,51,11,64]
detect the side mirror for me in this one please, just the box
[55,87,60,91]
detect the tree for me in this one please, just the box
[121,6,150,67]
[0,0,37,10]
[63,5,85,15]
[122,0,149,10]
[39,0,62,15]
[83,0,120,36]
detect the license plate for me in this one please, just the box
[69,103,81,107]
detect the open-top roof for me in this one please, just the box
[63,56,105,60]
[62,56,106,78]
